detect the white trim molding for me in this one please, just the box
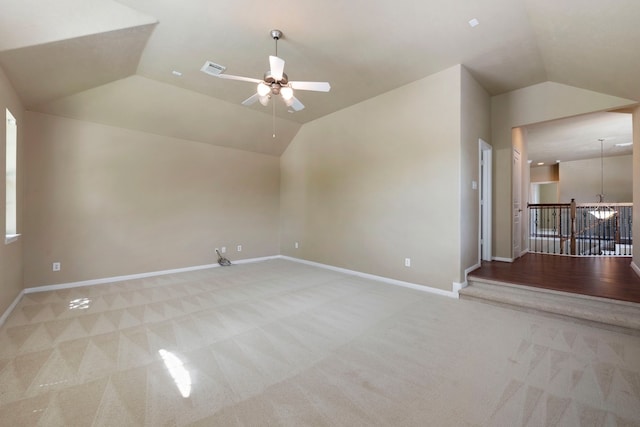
[281,256,459,299]
[0,290,24,327]
[452,282,465,295]
[452,262,483,295]
[466,262,482,276]
[492,256,514,263]
[3,255,280,325]
[5,254,456,326]
[23,255,280,294]
[5,233,21,244]
[479,139,493,262]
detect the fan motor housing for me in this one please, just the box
[264,71,288,85]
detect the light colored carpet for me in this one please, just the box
[0,259,639,426]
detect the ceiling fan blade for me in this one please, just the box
[269,55,285,81]
[290,81,331,92]
[217,74,263,84]
[241,93,259,106]
[289,96,305,112]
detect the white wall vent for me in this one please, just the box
[200,61,226,76]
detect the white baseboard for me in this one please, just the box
[227,255,280,265]
[452,262,483,294]
[281,256,459,299]
[631,261,640,278]
[6,253,455,325]
[23,255,280,294]
[466,262,482,276]
[452,282,465,294]
[492,256,514,263]
[0,290,25,328]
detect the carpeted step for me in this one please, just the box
[460,278,640,331]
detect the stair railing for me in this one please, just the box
[528,199,632,256]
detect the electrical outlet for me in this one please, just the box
[52,262,61,272]
[295,241,299,249]
[237,245,242,252]
[221,247,226,253]
[404,258,411,267]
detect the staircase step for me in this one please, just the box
[460,278,640,331]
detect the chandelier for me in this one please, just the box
[589,138,616,220]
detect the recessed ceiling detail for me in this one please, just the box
[526,111,633,165]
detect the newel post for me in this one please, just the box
[570,198,576,255]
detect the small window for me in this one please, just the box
[6,108,18,243]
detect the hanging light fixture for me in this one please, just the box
[257,82,271,96]
[253,30,296,109]
[280,86,293,100]
[589,138,616,220]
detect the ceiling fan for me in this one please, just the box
[201,29,330,112]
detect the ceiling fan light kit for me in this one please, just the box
[201,29,331,114]
[281,86,293,100]
[257,82,271,96]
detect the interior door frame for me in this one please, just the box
[479,139,492,262]
[512,147,522,258]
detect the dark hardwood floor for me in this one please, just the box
[468,253,640,304]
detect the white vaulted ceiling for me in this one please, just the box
[1,0,639,156]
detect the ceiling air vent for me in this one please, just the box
[200,61,226,76]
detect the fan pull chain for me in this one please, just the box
[272,100,276,138]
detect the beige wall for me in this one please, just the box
[530,164,559,183]
[4,71,637,301]
[491,82,635,259]
[24,112,281,287]
[281,65,469,291]
[537,183,558,203]
[0,66,25,316]
[460,67,491,277]
[559,155,632,203]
